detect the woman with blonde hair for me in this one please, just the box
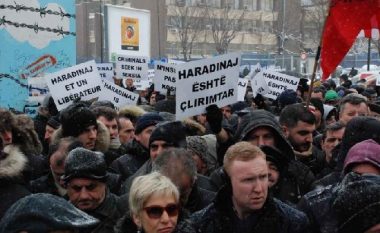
[116,172,195,233]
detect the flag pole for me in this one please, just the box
[367,37,371,71]
[306,2,332,108]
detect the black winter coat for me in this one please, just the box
[109,139,150,182]
[87,191,123,233]
[28,172,61,196]
[191,184,310,233]
[297,172,374,233]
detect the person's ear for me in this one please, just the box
[281,125,289,138]
[132,213,142,228]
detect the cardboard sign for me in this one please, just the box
[45,60,103,111]
[251,71,270,97]
[97,63,114,82]
[255,70,299,99]
[154,62,176,94]
[99,80,139,109]
[176,53,240,120]
[115,54,148,80]
[134,79,152,91]
[237,79,249,101]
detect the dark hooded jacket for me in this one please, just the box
[0,145,31,219]
[297,172,379,233]
[109,139,150,182]
[212,110,315,204]
[191,184,310,233]
[28,172,62,196]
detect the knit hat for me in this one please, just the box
[0,193,99,233]
[60,103,97,137]
[260,145,288,173]
[47,115,61,129]
[154,99,176,114]
[276,89,298,107]
[343,139,380,174]
[186,136,217,173]
[149,121,187,148]
[325,90,339,102]
[134,112,164,135]
[333,178,380,233]
[62,147,107,183]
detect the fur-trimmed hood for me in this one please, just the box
[51,121,110,153]
[0,145,27,178]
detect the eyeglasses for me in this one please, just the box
[143,204,179,219]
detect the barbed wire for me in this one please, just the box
[0,16,76,36]
[0,3,75,19]
[0,74,28,88]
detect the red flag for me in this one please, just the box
[321,0,380,80]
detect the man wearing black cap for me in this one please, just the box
[55,102,110,153]
[63,147,122,233]
[109,112,164,181]
[119,121,188,195]
[42,115,61,155]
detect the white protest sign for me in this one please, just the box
[45,60,103,111]
[246,63,262,79]
[134,79,152,91]
[237,79,249,101]
[97,63,114,82]
[168,59,186,65]
[148,69,155,79]
[154,62,176,94]
[176,53,240,120]
[251,71,270,97]
[28,76,49,103]
[99,80,139,109]
[115,54,148,80]
[257,70,299,99]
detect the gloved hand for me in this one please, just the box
[206,104,223,134]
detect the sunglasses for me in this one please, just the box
[144,204,179,219]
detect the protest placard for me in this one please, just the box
[97,63,114,82]
[45,60,103,111]
[250,71,269,97]
[148,69,155,79]
[134,79,152,91]
[255,70,299,99]
[237,78,249,101]
[28,76,49,103]
[154,62,176,94]
[114,54,148,80]
[99,80,139,109]
[176,53,240,120]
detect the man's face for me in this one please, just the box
[221,106,232,120]
[229,157,269,216]
[118,118,135,144]
[321,128,345,159]
[77,125,97,150]
[66,178,106,211]
[49,142,70,187]
[0,129,12,145]
[339,102,369,124]
[44,125,56,145]
[150,140,174,160]
[135,125,155,149]
[283,121,315,152]
[97,116,118,140]
[246,126,276,147]
[311,92,324,101]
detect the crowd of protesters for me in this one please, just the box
[0,74,379,233]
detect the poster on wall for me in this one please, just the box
[121,17,139,51]
[0,0,76,111]
[105,5,150,60]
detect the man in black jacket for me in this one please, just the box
[191,142,309,233]
[63,147,122,233]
